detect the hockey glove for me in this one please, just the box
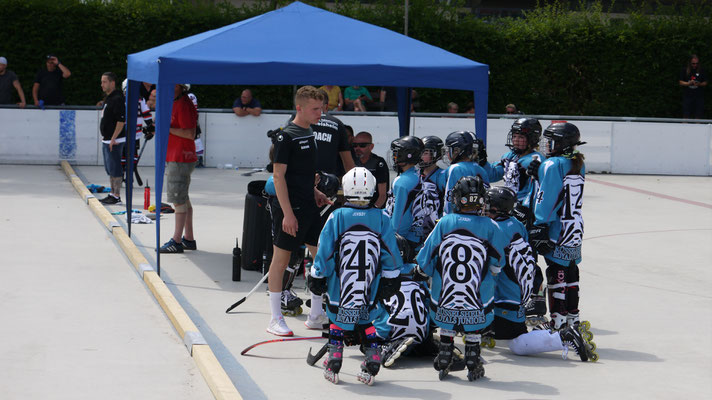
[477,146,488,167]
[529,225,555,255]
[376,277,401,301]
[512,203,531,224]
[142,123,155,141]
[526,158,541,181]
[307,274,327,296]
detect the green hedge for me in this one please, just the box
[1,0,710,117]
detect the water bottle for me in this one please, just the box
[232,238,242,281]
[144,179,151,210]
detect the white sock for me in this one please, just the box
[509,330,565,356]
[309,293,323,318]
[269,291,282,320]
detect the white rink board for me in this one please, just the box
[1,108,710,175]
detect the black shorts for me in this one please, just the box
[493,315,528,340]
[270,199,320,252]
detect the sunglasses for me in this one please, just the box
[352,143,371,148]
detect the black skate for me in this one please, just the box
[525,294,548,327]
[434,341,455,380]
[465,343,485,381]
[280,289,303,317]
[357,347,381,385]
[571,320,594,342]
[559,325,598,362]
[479,326,496,349]
[381,336,415,368]
[323,344,343,384]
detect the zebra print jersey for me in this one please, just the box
[416,213,507,332]
[533,156,586,266]
[373,276,430,344]
[482,151,545,205]
[311,206,402,331]
[443,161,490,214]
[491,216,536,323]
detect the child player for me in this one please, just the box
[308,167,402,385]
[415,176,506,381]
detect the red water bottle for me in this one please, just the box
[144,180,151,210]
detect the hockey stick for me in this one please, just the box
[133,140,150,187]
[306,343,328,366]
[225,273,269,313]
[241,336,323,356]
[241,168,265,177]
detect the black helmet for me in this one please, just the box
[451,176,487,214]
[316,171,340,198]
[543,122,585,157]
[445,131,475,163]
[390,136,424,172]
[419,135,444,168]
[395,233,414,263]
[506,118,542,154]
[486,186,516,219]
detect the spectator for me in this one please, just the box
[505,103,520,114]
[447,102,459,113]
[32,54,71,106]
[379,86,398,112]
[343,85,372,111]
[98,72,126,205]
[0,57,26,108]
[160,84,199,254]
[140,82,155,103]
[318,85,343,111]
[679,54,707,119]
[465,101,475,114]
[353,131,389,207]
[232,89,262,117]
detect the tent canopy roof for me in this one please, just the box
[127,1,488,90]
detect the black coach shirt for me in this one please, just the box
[356,153,390,189]
[99,89,126,141]
[312,113,350,175]
[273,122,318,210]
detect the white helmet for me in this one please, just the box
[342,167,376,204]
[121,79,128,94]
[180,83,190,92]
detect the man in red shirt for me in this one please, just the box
[160,84,199,253]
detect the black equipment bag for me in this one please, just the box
[241,185,271,271]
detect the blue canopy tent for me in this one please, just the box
[125,1,489,272]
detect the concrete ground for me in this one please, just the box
[3,164,711,399]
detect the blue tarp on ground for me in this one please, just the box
[124,1,489,268]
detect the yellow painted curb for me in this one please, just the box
[60,161,242,400]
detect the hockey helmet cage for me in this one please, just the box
[390,136,424,172]
[445,131,475,163]
[507,117,542,154]
[419,135,444,168]
[316,171,340,199]
[451,175,487,214]
[486,186,517,218]
[342,167,376,204]
[542,122,585,157]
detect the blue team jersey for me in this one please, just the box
[533,156,586,266]
[491,217,536,323]
[265,176,276,196]
[311,205,403,330]
[384,167,427,245]
[444,161,490,214]
[373,270,430,344]
[482,151,545,207]
[415,212,507,332]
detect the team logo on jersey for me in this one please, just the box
[415,180,441,239]
[503,158,521,193]
[383,281,429,343]
[335,227,380,323]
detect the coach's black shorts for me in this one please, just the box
[270,199,320,252]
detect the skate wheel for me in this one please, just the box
[587,340,597,352]
[589,352,599,362]
[581,330,593,341]
[483,338,496,349]
[296,306,303,316]
[580,320,591,331]
[357,371,374,385]
[323,370,339,384]
[438,370,449,380]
